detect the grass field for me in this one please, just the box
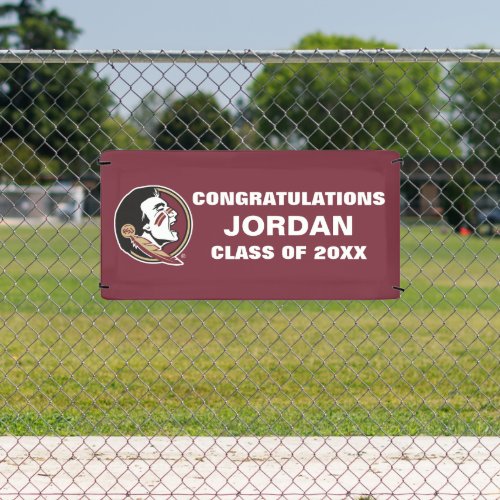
[0,220,498,436]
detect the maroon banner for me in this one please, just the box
[100,150,400,300]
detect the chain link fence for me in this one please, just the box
[0,49,498,498]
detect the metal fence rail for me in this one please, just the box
[2,48,500,63]
[0,49,498,498]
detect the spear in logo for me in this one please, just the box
[121,224,183,266]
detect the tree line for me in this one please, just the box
[0,1,498,229]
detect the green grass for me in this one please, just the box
[0,219,498,436]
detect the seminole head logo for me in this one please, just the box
[114,185,192,266]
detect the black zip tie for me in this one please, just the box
[393,286,406,292]
[98,160,111,165]
[391,158,403,164]
[99,283,110,289]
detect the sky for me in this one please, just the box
[44,0,499,50]
[39,0,500,114]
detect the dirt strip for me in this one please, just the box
[0,436,498,498]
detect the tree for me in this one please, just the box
[154,91,239,150]
[440,168,474,231]
[248,33,457,158]
[131,90,171,142]
[102,116,152,150]
[0,0,113,178]
[0,138,59,183]
[448,47,500,173]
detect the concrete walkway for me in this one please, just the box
[0,436,498,498]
